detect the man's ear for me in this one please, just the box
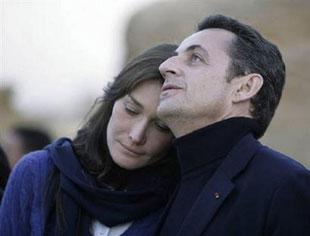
[232,73,264,103]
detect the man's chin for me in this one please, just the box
[157,100,178,120]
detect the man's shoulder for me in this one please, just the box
[229,134,309,184]
[241,140,310,188]
[234,134,307,172]
[255,143,308,173]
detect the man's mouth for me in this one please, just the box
[161,83,182,92]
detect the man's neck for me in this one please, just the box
[172,117,260,175]
[169,117,234,138]
[168,111,253,138]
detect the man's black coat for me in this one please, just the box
[162,134,310,236]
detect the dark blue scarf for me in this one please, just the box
[45,138,178,236]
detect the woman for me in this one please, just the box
[0,44,179,235]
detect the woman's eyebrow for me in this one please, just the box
[127,94,143,108]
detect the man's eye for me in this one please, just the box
[191,53,203,63]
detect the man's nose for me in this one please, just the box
[159,56,181,79]
[129,122,147,145]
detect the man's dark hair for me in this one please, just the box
[198,14,286,138]
[13,126,52,153]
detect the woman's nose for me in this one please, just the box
[129,122,147,145]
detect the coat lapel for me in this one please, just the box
[177,134,260,236]
[178,170,234,235]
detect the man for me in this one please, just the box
[157,15,310,236]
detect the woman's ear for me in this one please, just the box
[232,73,264,103]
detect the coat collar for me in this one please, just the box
[177,134,260,235]
[173,117,260,175]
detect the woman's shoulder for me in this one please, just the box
[0,149,54,235]
[7,148,54,193]
[15,149,53,175]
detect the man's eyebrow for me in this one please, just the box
[184,44,210,60]
[127,94,143,108]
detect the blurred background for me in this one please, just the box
[1,0,309,167]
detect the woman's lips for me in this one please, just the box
[119,142,145,156]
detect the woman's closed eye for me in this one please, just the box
[124,103,139,116]
[154,120,171,133]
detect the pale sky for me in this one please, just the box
[0,0,161,120]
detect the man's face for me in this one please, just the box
[157,29,236,136]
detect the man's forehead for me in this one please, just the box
[176,28,235,53]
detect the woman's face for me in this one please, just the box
[106,79,173,170]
